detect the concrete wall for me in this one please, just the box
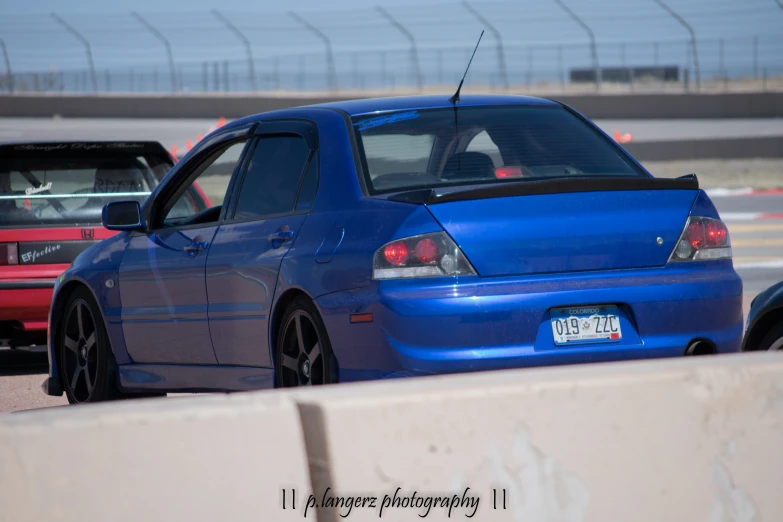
[2,353,782,521]
[299,353,783,522]
[625,136,783,161]
[1,91,782,119]
[0,393,314,522]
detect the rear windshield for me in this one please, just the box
[0,148,173,228]
[351,105,646,193]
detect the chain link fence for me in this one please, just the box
[1,0,782,94]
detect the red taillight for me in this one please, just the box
[669,216,732,263]
[383,241,408,266]
[705,220,728,247]
[373,232,476,279]
[0,243,18,266]
[495,166,523,179]
[686,221,704,248]
[414,238,438,263]
[686,219,729,249]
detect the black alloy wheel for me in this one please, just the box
[60,288,119,404]
[276,297,335,387]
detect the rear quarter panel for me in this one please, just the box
[272,108,446,366]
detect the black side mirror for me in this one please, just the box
[102,201,143,231]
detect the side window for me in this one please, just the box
[466,130,502,167]
[233,135,311,221]
[294,152,318,212]
[163,140,247,225]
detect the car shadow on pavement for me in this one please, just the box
[0,349,49,377]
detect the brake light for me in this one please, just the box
[373,232,476,280]
[413,237,438,263]
[705,220,728,247]
[0,243,19,266]
[670,216,731,262]
[383,242,409,266]
[495,167,523,179]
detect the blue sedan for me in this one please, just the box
[42,95,743,403]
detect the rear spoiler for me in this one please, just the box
[387,174,699,205]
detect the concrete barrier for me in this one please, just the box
[297,353,783,522]
[1,91,782,119]
[2,353,782,522]
[625,136,783,161]
[0,393,313,522]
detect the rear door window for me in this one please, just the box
[232,135,313,221]
[293,152,319,212]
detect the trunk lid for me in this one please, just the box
[425,187,698,276]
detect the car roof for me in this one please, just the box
[220,94,561,129]
[305,94,559,117]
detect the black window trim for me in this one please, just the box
[221,119,319,225]
[143,123,256,233]
[292,150,319,213]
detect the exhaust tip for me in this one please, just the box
[685,339,716,356]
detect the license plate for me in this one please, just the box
[550,305,622,345]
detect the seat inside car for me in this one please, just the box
[91,161,147,194]
[440,151,496,181]
[75,162,147,214]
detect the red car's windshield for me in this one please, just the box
[0,143,174,228]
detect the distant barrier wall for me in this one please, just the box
[0,91,782,119]
[2,353,782,521]
[625,136,783,160]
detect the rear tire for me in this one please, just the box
[757,322,783,352]
[275,296,336,387]
[59,287,124,404]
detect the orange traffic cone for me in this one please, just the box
[217,116,226,127]
[186,139,193,151]
[196,133,203,142]
[171,145,179,157]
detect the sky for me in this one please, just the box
[1,0,781,90]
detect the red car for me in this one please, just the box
[0,141,207,352]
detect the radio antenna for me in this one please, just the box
[450,30,484,104]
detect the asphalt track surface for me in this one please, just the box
[0,118,781,414]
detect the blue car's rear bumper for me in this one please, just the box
[316,261,743,380]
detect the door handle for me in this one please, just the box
[267,230,294,243]
[183,235,208,256]
[183,241,208,253]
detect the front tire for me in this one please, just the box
[275,296,336,387]
[59,287,122,404]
